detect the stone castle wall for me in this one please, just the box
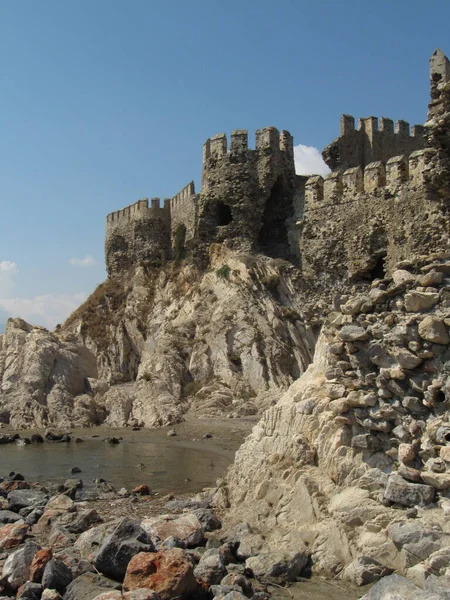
[322,114,425,172]
[169,181,198,242]
[299,149,448,282]
[197,127,297,260]
[105,198,171,276]
[300,49,450,283]
[104,49,450,286]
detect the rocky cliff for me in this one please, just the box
[220,254,450,586]
[0,247,317,429]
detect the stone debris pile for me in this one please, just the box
[0,473,289,600]
[221,254,450,597]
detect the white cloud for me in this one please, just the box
[0,292,87,330]
[294,144,330,177]
[0,261,17,272]
[0,261,18,298]
[70,255,96,267]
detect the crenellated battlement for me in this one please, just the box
[171,181,195,205]
[323,113,425,173]
[201,127,294,193]
[340,114,424,138]
[106,197,170,230]
[202,127,293,162]
[305,150,429,208]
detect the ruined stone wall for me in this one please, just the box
[300,49,450,285]
[196,128,297,261]
[322,114,425,172]
[299,150,450,282]
[105,198,171,276]
[170,181,198,242]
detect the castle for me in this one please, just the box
[105,49,450,281]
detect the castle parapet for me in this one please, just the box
[106,197,170,231]
[342,167,364,197]
[304,175,324,206]
[305,151,429,207]
[323,114,426,172]
[202,127,294,191]
[364,161,386,192]
[386,155,409,187]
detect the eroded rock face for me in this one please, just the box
[62,250,317,428]
[221,255,450,578]
[0,318,102,428]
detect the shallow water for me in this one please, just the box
[0,424,244,494]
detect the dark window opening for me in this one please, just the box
[217,203,233,226]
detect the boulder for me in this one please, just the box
[192,508,221,532]
[41,590,62,600]
[193,549,226,585]
[421,471,450,490]
[141,514,204,548]
[391,347,422,370]
[132,485,150,496]
[0,521,29,549]
[8,489,48,513]
[94,517,153,580]
[392,270,416,287]
[0,509,24,524]
[418,316,450,345]
[67,509,101,534]
[388,521,446,567]
[245,550,308,581]
[63,573,121,600]
[338,325,368,342]
[384,473,435,507]
[25,508,44,526]
[30,547,53,582]
[46,494,74,512]
[404,292,439,312]
[2,540,40,590]
[42,558,73,592]
[360,573,442,599]
[342,556,393,586]
[74,522,116,561]
[123,549,198,600]
[16,582,43,600]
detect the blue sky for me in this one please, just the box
[1,0,449,329]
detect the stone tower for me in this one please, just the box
[196,127,297,260]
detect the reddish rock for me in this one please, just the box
[123,549,198,600]
[132,485,151,496]
[30,547,53,582]
[0,522,29,549]
[0,480,30,492]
